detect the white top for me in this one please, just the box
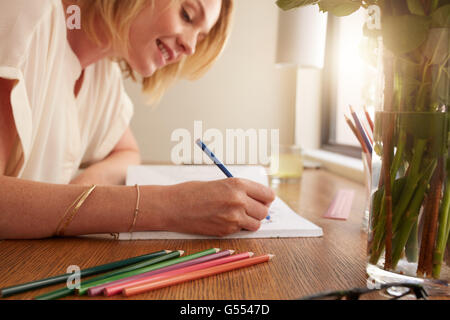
[0,0,134,184]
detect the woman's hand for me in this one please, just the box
[153,178,276,237]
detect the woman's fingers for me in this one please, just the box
[244,197,270,221]
[240,179,276,206]
[166,179,276,237]
[238,213,262,232]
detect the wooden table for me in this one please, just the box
[0,169,369,300]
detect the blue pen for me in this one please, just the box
[195,139,271,221]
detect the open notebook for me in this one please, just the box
[87,165,323,240]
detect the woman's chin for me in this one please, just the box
[139,67,157,78]
[130,61,157,78]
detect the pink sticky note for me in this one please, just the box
[324,190,355,220]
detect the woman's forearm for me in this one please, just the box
[70,149,141,186]
[0,175,166,239]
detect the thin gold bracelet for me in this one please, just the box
[56,185,97,237]
[128,184,140,233]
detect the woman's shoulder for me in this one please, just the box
[0,0,62,31]
[0,0,64,67]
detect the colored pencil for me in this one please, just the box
[362,121,373,145]
[34,250,181,300]
[123,254,274,297]
[0,249,169,298]
[363,105,374,133]
[196,139,270,221]
[103,251,251,297]
[349,105,372,154]
[77,248,219,295]
[345,115,369,154]
[195,139,233,177]
[89,249,233,296]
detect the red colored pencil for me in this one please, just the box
[103,251,251,297]
[362,121,373,145]
[363,105,374,133]
[123,254,274,297]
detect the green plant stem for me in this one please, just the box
[392,160,437,269]
[369,177,407,264]
[424,159,444,276]
[390,130,406,186]
[393,139,428,232]
[421,0,431,15]
[370,136,430,265]
[418,190,434,275]
[369,187,384,248]
[370,116,394,266]
[432,174,450,278]
[430,0,439,13]
[383,120,395,269]
[431,53,450,103]
[405,220,419,262]
[416,58,432,111]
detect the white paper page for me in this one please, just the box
[85,165,323,240]
[126,165,270,187]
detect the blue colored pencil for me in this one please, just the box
[195,139,233,177]
[349,105,372,154]
[195,139,271,221]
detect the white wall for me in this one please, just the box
[295,68,323,150]
[125,0,297,164]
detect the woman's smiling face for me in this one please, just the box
[126,0,222,77]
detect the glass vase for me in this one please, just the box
[366,3,450,286]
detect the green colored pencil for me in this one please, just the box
[34,250,182,300]
[77,248,220,296]
[0,249,169,298]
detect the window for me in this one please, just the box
[321,9,376,158]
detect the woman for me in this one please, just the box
[0,0,275,239]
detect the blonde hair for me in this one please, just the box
[76,0,234,104]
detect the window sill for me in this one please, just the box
[303,149,364,184]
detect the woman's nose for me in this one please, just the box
[178,33,197,56]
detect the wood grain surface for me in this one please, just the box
[0,169,369,300]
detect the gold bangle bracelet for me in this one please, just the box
[56,185,97,237]
[128,184,140,233]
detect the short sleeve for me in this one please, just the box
[0,0,60,176]
[0,67,32,167]
[80,62,135,166]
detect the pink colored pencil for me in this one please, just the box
[123,254,274,297]
[104,252,253,297]
[88,249,232,296]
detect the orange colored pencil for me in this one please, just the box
[104,251,250,296]
[344,115,369,154]
[123,254,274,297]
